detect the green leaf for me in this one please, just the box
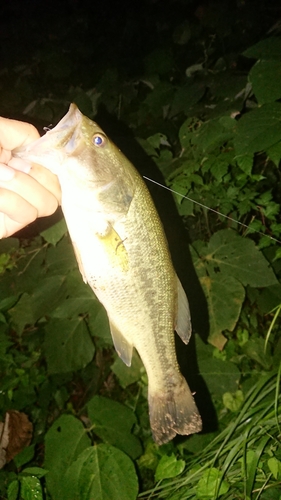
[87,396,142,460]
[44,415,91,500]
[13,445,35,468]
[196,467,229,499]
[61,445,139,500]
[249,60,281,104]
[21,467,48,478]
[190,243,245,349]
[44,317,95,374]
[171,82,205,115]
[111,351,144,388]
[191,119,231,153]
[267,457,281,479]
[243,37,281,60]
[242,338,272,369]
[155,454,185,481]
[40,218,67,245]
[222,390,244,412]
[8,275,69,333]
[8,293,34,334]
[7,480,19,500]
[234,102,281,155]
[236,154,253,175]
[203,229,277,287]
[266,140,281,166]
[143,82,175,116]
[20,475,43,500]
[196,336,240,397]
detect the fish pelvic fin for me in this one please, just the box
[148,375,202,445]
[175,276,192,345]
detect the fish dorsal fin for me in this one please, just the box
[175,276,192,345]
[109,320,133,367]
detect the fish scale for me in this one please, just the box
[14,103,202,444]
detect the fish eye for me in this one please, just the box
[92,133,107,147]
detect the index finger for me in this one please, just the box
[0,117,39,151]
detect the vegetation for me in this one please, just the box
[0,1,280,498]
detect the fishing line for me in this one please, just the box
[143,176,281,245]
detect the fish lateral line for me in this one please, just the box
[143,175,281,245]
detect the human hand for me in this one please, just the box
[0,116,61,238]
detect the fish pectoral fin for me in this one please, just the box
[109,320,133,367]
[175,275,192,344]
[98,225,129,272]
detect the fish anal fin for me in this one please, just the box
[148,375,202,445]
[109,320,133,367]
[175,275,192,344]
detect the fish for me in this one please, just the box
[14,103,202,444]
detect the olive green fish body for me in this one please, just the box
[14,104,202,444]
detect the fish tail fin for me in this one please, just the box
[148,375,202,445]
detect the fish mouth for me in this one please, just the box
[13,103,83,171]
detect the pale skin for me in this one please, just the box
[0,116,61,238]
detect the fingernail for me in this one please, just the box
[0,164,15,181]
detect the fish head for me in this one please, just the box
[14,104,136,218]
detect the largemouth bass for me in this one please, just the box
[14,104,202,444]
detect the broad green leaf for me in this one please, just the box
[111,350,144,388]
[155,454,185,481]
[199,274,244,349]
[40,218,67,245]
[243,37,281,60]
[60,444,138,500]
[191,119,232,153]
[266,140,281,166]
[196,467,229,498]
[8,293,34,334]
[236,154,253,175]
[21,467,48,478]
[249,60,281,104]
[242,338,272,369]
[44,415,91,500]
[178,117,195,149]
[87,396,142,460]
[143,82,175,116]
[29,275,68,320]
[44,237,77,275]
[146,132,170,149]
[209,73,247,99]
[234,102,281,155]
[204,229,277,287]
[0,237,19,254]
[196,336,240,397]
[171,82,205,115]
[256,284,281,313]
[13,444,35,468]
[267,457,281,479]
[222,390,244,412]
[20,475,43,500]
[88,306,112,346]
[7,480,19,500]
[44,317,95,374]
